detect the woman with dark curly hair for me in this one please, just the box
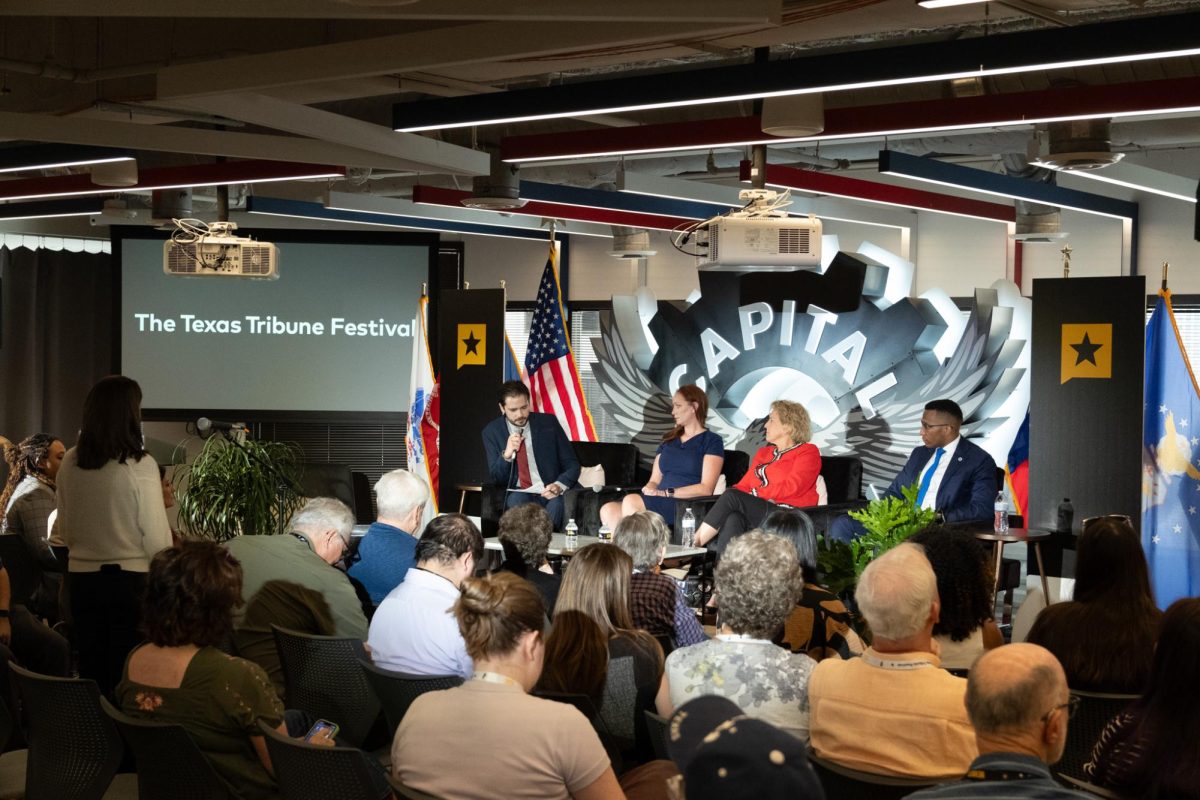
[1027,516,1161,693]
[909,526,1004,670]
[116,542,292,800]
[2,433,66,619]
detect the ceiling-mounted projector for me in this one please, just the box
[163,219,278,279]
[681,189,823,272]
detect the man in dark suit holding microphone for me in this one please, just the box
[830,398,997,542]
[482,381,580,529]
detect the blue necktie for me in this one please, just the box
[916,447,945,507]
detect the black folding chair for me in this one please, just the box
[808,752,935,800]
[100,697,231,800]
[7,662,137,800]
[359,661,462,735]
[271,625,383,749]
[257,720,391,800]
[1057,689,1138,783]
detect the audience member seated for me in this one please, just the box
[368,513,482,679]
[613,511,705,647]
[599,384,724,530]
[910,526,1004,670]
[0,560,70,676]
[1027,516,1161,694]
[539,543,669,764]
[1,433,66,621]
[228,497,368,696]
[1084,597,1200,798]
[117,542,291,800]
[667,696,825,800]
[482,380,580,530]
[56,375,173,696]
[829,399,997,543]
[692,400,821,555]
[808,542,976,779]
[664,531,814,740]
[760,509,863,661]
[908,643,1090,799]
[497,503,561,615]
[347,469,429,605]
[392,571,624,800]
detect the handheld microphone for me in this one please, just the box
[197,417,247,434]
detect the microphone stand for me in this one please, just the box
[216,426,304,534]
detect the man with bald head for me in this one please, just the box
[808,542,976,779]
[908,643,1092,798]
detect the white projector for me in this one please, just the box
[697,215,822,272]
[163,225,278,279]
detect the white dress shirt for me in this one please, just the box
[918,436,960,511]
[368,567,473,679]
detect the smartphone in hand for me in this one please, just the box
[304,719,339,745]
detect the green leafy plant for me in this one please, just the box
[175,434,304,541]
[817,483,936,598]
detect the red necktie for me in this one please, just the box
[516,438,532,489]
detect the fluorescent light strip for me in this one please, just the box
[0,172,344,203]
[326,195,610,238]
[1067,164,1198,204]
[0,156,136,175]
[761,178,1004,223]
[917,0,989,8]
[401,48,1200,133]
[507,105,1200,163]
[248,208,555,241]
[617,187,910,231]
[0,211,97,222]
[881,169,1132,219]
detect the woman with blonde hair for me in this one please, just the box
[600,384,724,529]
[393,571,623,800]
[539,543,671,765]
[693,399,821,555]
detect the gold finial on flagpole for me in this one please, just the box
[1060,244,1072,278]
[1162,262,1170,292]
[421,281,427,297]
[549,220,557,243]
[500,279,506,289]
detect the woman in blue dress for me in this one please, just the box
[599,385,725,529]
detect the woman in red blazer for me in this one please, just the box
[692,400,821,556]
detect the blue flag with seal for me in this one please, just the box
[1143,289,1200,607]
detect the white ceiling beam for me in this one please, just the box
[0,110,461,173]
[8,0,779,22]
[156,20,771,100]
[161,94,488,176]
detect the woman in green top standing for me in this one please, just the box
[117,542,290,800]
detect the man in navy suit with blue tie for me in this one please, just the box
[830,399,998,542]
[482,381,580,529]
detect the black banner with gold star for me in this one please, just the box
[437,288,505,510]
[1030,276,1144,553]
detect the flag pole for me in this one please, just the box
[1162,262,1170,292]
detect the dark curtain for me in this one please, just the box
[0,246,114,446]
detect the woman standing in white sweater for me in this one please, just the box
[56,375,172,696]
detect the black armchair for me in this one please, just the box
[671,453,867,543]
[480,441,639,536]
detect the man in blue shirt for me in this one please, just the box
[348,469,430,605]
[907,643,1092,800]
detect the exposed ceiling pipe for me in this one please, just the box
[0,52,249,83]
[1001,151,1063,240]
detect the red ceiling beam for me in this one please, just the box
[411,184,696,231]
[746,161,1016,223]
[0,159,346,201]
[502,76,1200,162]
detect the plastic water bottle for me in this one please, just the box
[994,491,1009,533]
[1057,498,1074,533]
[681,507,696,547]
[564,518,579,552]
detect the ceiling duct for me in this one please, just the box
[461,152,528,210]
[761,94,825,137]
[609,226,656,259]
[1003,153,1067,243]
[1032,119,1124,172]
[152,188,192,221]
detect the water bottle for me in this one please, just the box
[993,491,1009,534]
[1057,498,1074,533]
[564,518,579,552]
[681,507,696,547]
[597,524,613,542]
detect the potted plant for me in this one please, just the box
[817,482,936,598]
[175,433,304,541]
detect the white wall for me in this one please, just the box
[910,211,1010,296]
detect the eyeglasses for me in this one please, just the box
[1041,695,1081,724]
[920,421,953,430]
[1081,514,1133,532]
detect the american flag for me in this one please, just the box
[525,245,597,441]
